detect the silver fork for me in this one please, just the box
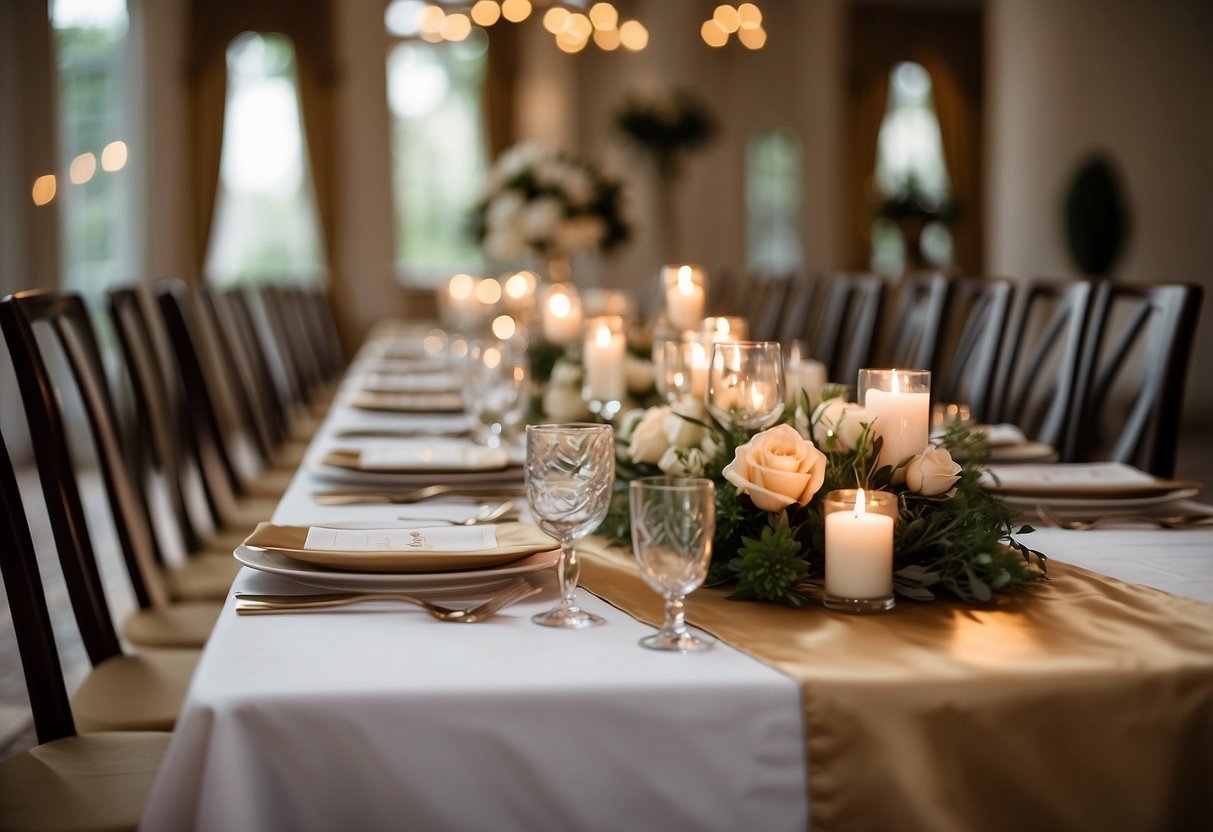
[400,501,516,526]
[314,484,523,505]
[1035,505,1213,530]
[234,578,541,622]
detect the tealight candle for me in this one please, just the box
[502,270,539,314]
[582,315,626,413]
[700,316,749,342]
[824,488,896,613]
[662,265,707,332]
[859,369,931,472]
[541,284,583,346]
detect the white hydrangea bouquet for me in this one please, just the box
[600,391,1047,606]
[474,142,630,264]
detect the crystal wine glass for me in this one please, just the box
[706,341,785,431]
[462,339,529,448]
[629,476,716,652]
[525,423,616,628]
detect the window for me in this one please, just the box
[745,129,803,274]
[205,32,326,287]
[871,61,953,275]
[386,0,490,284]
[52,0,131,293]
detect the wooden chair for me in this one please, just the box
[933,277,1013,422]
[879,271,951,372]
[806,272,886,385]
[745,273,793,342]
[0,431,173,830]
[776,272,821,346]
[1065,280,1203,476]
[988,278,1096,448]
[0,290,219,651]
[107,286,243,601]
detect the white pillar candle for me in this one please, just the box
[688,337,710,399]
[700,316,749,342]
[542,285,583,346]
[861,370,931,470]
[583,321,626,404]
[445,273,483,332]
[663,265,706,332]
[787,358,828,407]
[825,489,895,599]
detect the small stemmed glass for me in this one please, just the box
[525,423,615,629]
[629,476,716,652]
[462,339,529,448]
[705,341,785,431]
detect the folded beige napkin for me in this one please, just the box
[243,522,559,573]
[981,462,1200,498]
[361,373,460,395]
[322,444,511,473]
[349,390,464,413]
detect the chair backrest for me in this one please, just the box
[257,285,320,413]
[0,290,167,666]
[881,271,951,372]
[776,272,820,346]
[934,277,1013,421]
[989,278,1096,447]
[0,430,77,744]
[1066,280,1203,476]
[746,274,793,342]
[223,288,293,445]
[298,285,346,380]
[811,272,886,384]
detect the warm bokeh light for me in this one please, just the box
[476,276,503,304]
[31,174,57,206]
[483,346,502,370]
[567,13,592,38]
[713,4,741,34]
[701,19,728,47]
[100,140,128,171]
[491,314,517,339]
[738,24,767,49]
[442,12,472,41]
[69,152,97,184]
[470,0,501,27]
[619,19,648,50]
[419,4,446,33]
[504,270,537,299]
[548,292,572,318]
[593,27,621,50]
[589,2,618,30]
[738,2,763,29]
[449,272,475,300]
[556,32,588,53]
[543,7,570,33]
[422,328,448,354]
[500,0,531,24]
[450,337,469,359]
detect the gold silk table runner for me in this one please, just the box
[578,539,1213,832]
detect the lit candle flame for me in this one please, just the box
[853,488,867,515]
[750,387,765,409]
[549,293,571,318]
[891,370,901,394]
[677,265,695,297]
[595,325,613,348]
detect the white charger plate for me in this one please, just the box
[234,545,558,594]
[309,461,524,487]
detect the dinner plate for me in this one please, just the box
[321,445,511,474]
[243,521,558,572]
[952,441,1057,464]
[349,391,465,414]
[309,461,524,487]
[361,373,461,395]
[995,487,1201,513]
[233,545,559,594]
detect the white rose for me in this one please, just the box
[664,396,709,449]
[625,354,655,394]
[811,399,869,452]
[484,231,529,262]
[549,358,582,388]
[561,168,595,207]
[542,385,590,422]
[615,408,646,441]
[555,216,606,252]
[905,446,962,497]
[629,405,673,464]
[657,446,709,477]
[486,190,525,228]
[723,424,828,512]
[521,197,564,242]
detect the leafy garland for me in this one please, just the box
[600,396,1047,606]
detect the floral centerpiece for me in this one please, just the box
[601,391,1047,606]
[614,87,717,178]
[474,142,630,268]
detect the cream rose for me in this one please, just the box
[905,446,962,497]
[629,405,673,464]
[542,385,591,422]
[657,446,710,477]
[811,399,869,452]
[549,359,582,388]
[723,424,828,511]
[664,396,709,449]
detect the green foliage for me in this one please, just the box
[729,523,810,607]
[528,339,565,386]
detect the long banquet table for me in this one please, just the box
[141,327,1213,831]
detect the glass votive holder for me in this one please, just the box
[823,488,897,614]
[581,315,627,421]
[540,282,583,347]
[858,368,931,471]
[660,265,708,332]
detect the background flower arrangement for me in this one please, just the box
[601,393,1047,606]
[614,87,718,177]
[474,142,631,265]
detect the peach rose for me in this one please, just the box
[723,424,828,511]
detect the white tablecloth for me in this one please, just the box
[141,338,1213,831]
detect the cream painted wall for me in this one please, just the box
[986,0,1213,452]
